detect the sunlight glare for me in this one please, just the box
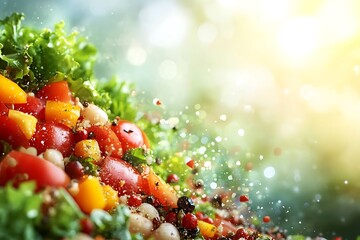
[277,17,320,63]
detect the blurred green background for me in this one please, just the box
[2,0,360,238]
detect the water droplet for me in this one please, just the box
[237,128,245,136]
[219,114,227,121]
[264,166,275,178]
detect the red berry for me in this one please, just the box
[80,217,94,235]
[65,161,84,179]
[165,211,177,224]
[239,194,249,202]
[234,228,248,239]
[263,215,271,223]
[166,173,180,183]
[182,213,198,229]
[128,194,142,207]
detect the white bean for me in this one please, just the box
[18,146,37,156]
[43,149,64,169]
[129,213,153,238]
[81,103,108,125]
[135,203,160,221]
[152,223,180,240]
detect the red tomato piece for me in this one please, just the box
[99,156,144,195]
[0,116,29,148]
[186,159,195,169]
[86,125,123,158]
[111,120,150,153]
[0,102,8,116]
[36,80,72,102]
[0,150,70,189]
[13,96,45,120]
[30,122,75,157]
[213,215,238,237]
[239,194,249,202]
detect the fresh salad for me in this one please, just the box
[0,13,290,240]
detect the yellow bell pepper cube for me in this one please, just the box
[74,139,101,161]
[198,220,217,238]
[45,100,81,128]
[8,109,38,139]
[0,74,27,104]
[73,176,106,214]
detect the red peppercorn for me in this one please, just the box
[181,213,198,229]
[127,194,142,207]
[263,215,271,223]
[166,173,180,183]
[239,194,249,202]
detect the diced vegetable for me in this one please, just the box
[0,150,70,189]
[74,176,106,214]
[36,80,72,102]
[99,156,144,195]
[102,185,119,211]
[74,139,101,161]
[198,220,217,238]
[144,166,178,208]
[8,109,38,139]
[0,74,27,104]
[111,120,150,154]
[13,96,45,119]
[30,121,75,157]
[0,116,29,148]
[45,100,81,128]
[86,125,123,158]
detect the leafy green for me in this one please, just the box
[0,182,42,240]
[39,188,84,238]
[90,205,143,240]
[124,147,154,166]
[95,78,138,120]
[0,182,84,239]
[0,12,95,95]
[0,140,12,160]
[80,157,100,176]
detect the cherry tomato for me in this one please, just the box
[99,156,144,195]
[36,80,72,102]
[0,102,8,116]
[30,122,75,156]
[86,125,123,158]
[13,96,45,120]
[0,150,70,189]
[111,120,150,153]
[0,116,29,148]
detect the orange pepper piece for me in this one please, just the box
[74,139,101,161]
[73,176,106,214]
[0,74,27,104]
[45,100,80,128]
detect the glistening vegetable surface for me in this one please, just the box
[0,12,331,240]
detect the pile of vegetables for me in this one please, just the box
[0,13,290,240]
